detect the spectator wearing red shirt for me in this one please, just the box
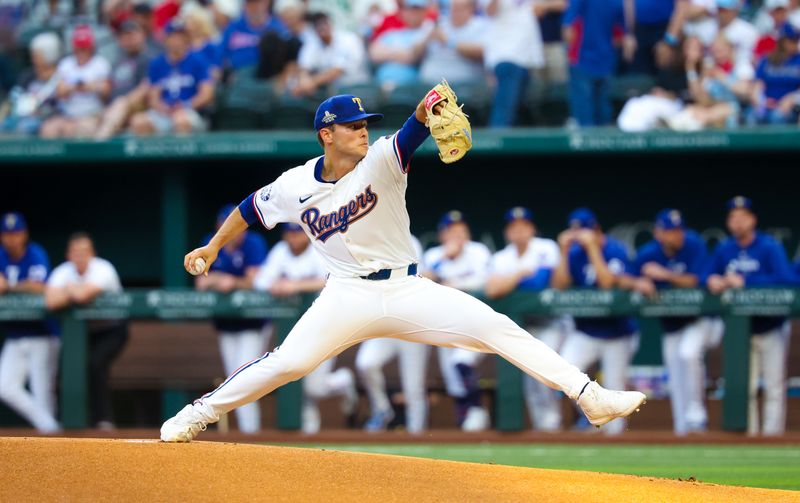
[370,0,438,41]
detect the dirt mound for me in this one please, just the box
[0,438,797,502]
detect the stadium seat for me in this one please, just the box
[271,94,318,129]
[381,83,432,129]
[332,82,383,113]
[213,78,275,131]
[611,73,656,115]
[454,82,491,128]
[536,81,571,127]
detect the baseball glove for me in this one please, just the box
[423,79,472,164]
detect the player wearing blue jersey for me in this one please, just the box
[196,204,268,433]
[705,196,796,436]
[630,209,717,435]
[161,88,646,443]
[551,208,638,435]
[0,213,60,433]
[130,20,214,136]
[219,0,289,71]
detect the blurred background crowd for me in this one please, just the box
[2,0,800,137]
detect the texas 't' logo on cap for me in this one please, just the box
[5,214,16,229]
[669,210,681,224]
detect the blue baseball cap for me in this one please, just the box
[504,206,533,224]
[282,223,304,232]
[313,95,383,131]
[404,0,429,7]
[655,209,684,230]
[568,208,598,229]
[716,0,741,9]
[217,204,236,224]
[726,195,754,212]
[438,210,467,231]
[1,212,27,232]
[165,19,187,35]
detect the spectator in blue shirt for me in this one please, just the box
[219,0,289,73]
[749,23,800,125]
[629,0,682,75]
[630,209,716,435]
[195,204,269,433]
[551,208,638,435]
[705,196,795,436]
[563,0,634,126]
[0,212,61,433]
[130,19,215,136]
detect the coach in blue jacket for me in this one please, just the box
[705,196,795,436]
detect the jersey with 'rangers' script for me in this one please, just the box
[240,116,428,278]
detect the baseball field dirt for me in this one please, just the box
[1,437,798,502]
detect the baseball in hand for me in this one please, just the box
[190,257,206,276]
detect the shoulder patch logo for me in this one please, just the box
[322,111,337,124]
[259,184,273,201]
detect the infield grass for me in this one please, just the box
[293,444,800,491]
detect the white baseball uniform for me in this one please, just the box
[253,240,356,434]
[490,237,567,431]
[0,242,60,433]
[355,236,431,433]
[190,116,591,428]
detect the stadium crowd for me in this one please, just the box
[1,0,800,136]
[1,196,798,436]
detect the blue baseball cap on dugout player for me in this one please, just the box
[726,195,754,213]
[504,206,533,224]
[779,22,800,40]
[655,209,685,230]
[568,208,598,229]
[313,95,383,131]
[217,204,236,224]
[438,210,467,231]
[1,212,27,232]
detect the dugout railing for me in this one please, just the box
[1,287,798,432]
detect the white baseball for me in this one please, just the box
[190,257,206,276]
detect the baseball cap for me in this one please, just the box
[404,0,429,7]
[282,223,304,232]
[504,206,533,224]
[567,208,597,229]
[217,204,236,224]
[716,0,741,10]
[118,20,143,33]
[72,25,95,50]
[438,210,466,231]
[655,209,684,230]
[314,95,383,131]
[779,22,800,39]
[165,19,188,35]
[1,212,27,232]
[766,0,790,9]
[726,195,754,212]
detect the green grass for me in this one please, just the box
[289,444,800,491]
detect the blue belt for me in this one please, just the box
[360,263,418,281]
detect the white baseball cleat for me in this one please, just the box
[577,381,646,428]
[160,404,213,442]
[461,406,490,432]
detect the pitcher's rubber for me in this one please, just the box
[1,437,797,502]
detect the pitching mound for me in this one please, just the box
[1,438,797,502]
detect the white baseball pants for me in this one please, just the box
[748,322,790,436]
[560,330,638,435]
[197,276,590,423]
[356,338,430,433]
[0,336,60,432]
[218,327,269,433]
[437,347,484,398]
[661,317,720,434]
[523,320,569,431]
